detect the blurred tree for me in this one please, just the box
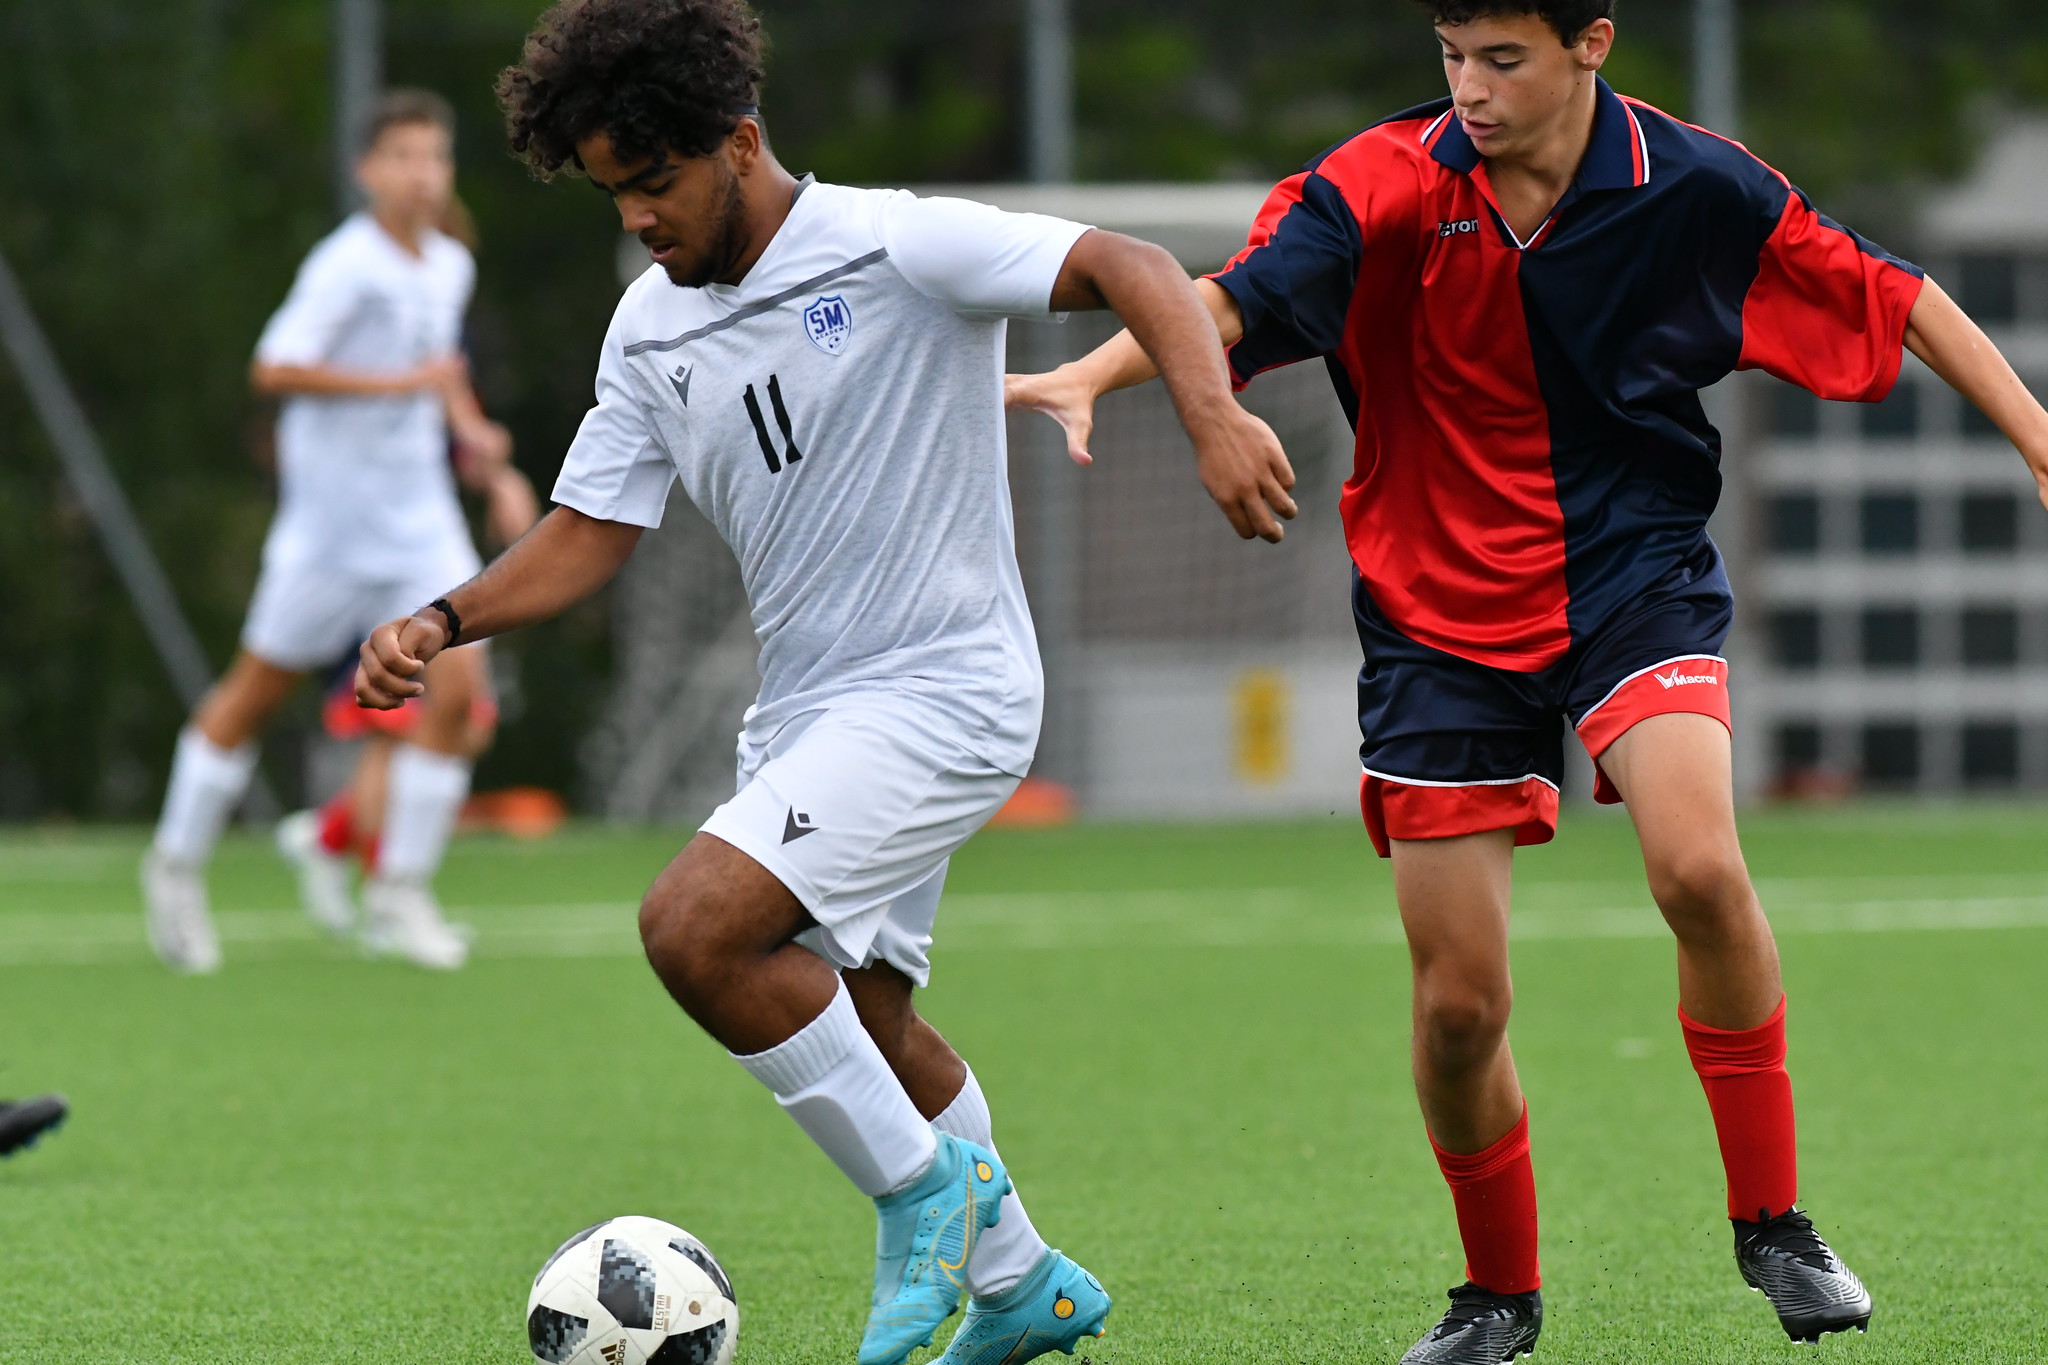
[4,0,2048,818]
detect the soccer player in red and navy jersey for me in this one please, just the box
[1011,1,2048,1360]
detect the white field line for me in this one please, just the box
[5,878,2048,966]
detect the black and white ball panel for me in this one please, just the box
[526,1216,738,1365]
[668,1236,735,1304]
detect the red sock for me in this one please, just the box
[1681,997,1798,1222]
[317,796,356,856]
[1430,1105,1540,1294]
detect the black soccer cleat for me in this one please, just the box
[0,1094,68,1158]
[1399,1283,1542,1364]
[1734,1207,1871,1343]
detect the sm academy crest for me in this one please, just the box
[803,294,853,355]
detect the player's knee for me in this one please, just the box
[1416,983,1512,1069]
[1646,847,1752,933]
[637,887,727,1007]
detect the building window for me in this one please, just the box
[1862,723,1921,787]
[1769,609,1823,670]
[1768,383,1820,438]
[1962,722,2020,787]
[1959,254,2019,325]
[1768,494,1821,555]
[1962,607,2020,667]
[1861,607,1920,668]
[1859,383,1919,439]
[1776,722,1823,779]
[1960,493,2020,552]
[1860,493,1919,554]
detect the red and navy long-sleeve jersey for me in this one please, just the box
[1211,79,1925,673]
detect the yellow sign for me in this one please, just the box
[1233,669,1291,784]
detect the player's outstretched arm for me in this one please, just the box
[251,355,468,400]
[356,507,641,709]
[1905,278,2048,508]
[1007,279,1244,460]
[1040,233,1295,542]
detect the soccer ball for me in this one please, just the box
[526,1215,739,1365]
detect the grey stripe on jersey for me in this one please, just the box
[623,249,891,358]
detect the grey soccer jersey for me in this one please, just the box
[552,178,1091,776]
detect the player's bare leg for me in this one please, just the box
[845,962,1107,1363]
[638,832,841,1053]
[1600,714,1870,1341]
[1394,830,1524,1152]
[1391,828,1542,1363]
[193,652,303,751]
[360,646,493,969]
[640,835,1011,1365]
[1598,715,1779,1030]
[143,651,303,973]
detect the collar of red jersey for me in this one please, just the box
[1422,78,1650,193]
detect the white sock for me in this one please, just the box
[377,746,471,882]
[152,729,258,866]
[734,980,938,1198]
[933,1066,1051,1298]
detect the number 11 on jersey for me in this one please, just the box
[743,375,803,474]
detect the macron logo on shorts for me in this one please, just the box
[1654,668,1720,689]
[782,808,819,844]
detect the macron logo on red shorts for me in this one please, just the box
[1654,667,1720,689]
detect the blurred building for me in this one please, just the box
[1751,119,2048,798]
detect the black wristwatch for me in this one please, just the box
[424,597,463,648]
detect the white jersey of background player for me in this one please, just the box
[142,91,514,974]
[362,6,1295,1361]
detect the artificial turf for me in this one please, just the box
[1,806,2045,1363]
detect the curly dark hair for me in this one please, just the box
[496,0,766,178]
[1417,0,1615,43]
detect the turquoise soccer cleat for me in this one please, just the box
[858,1133,1012,1365]
[932,1250,1112,1365]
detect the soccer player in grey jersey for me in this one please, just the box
[355,3,1297,1363]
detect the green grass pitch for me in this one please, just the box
[1,806,2045,1363]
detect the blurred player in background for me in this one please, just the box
[358,2,1293,1362]
[275,205,539,937]
[1013,0,2048,1359]
[0,1094,66,1159]
[141,90,514,974]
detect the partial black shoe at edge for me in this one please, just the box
[1734,1207,1873,1344]
[0,1094,69,1158]
[1399,1283,1542,1365]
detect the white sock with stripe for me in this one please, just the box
[932,1066,1051,1298]
[733,979,938,1198]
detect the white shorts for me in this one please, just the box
[240,542,482,672]
[699,701,1022,988]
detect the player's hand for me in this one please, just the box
[411,354,470,402]
[1191,403,1298,543]
[355,614,449,710]
[1005,365,1098,466]
[454,418,515,474]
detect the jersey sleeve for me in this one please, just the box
[253,240,365,367]
[551,304,678,530]
[875,193,1093,318]
[1207,170,1365,388]
[1737,186,1925,402]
